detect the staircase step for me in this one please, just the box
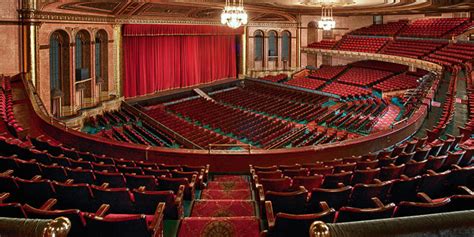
[190,200,256,217]
[213,175,248,182]
[178,217,260,237]
[207,181,250,190]
[201,189,252,200]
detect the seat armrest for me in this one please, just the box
[256,184,265,203]
[373,179,382,184]
[40,198,58,210]
[458,186,474,195]
[189,174,197,200]
[64,179,74,184]
[319,201,331,212]
[265,201,275,229]
[0,192,10,203]
[149,202,165,237]
[451,164,462,170]
[32,175,42,181]
[416,192,433,203]
[336,182,345,188]
[175,185,185,218]
[400,174,409,180]
[426,170,437,175]
[0,170,14,176]
[371,197,384,208]
[137,186,146,192]
[99,183,109,189]
[95,204,110,217]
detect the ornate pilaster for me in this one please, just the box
[113,24,122,97]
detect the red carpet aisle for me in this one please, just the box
[178,175,261,237]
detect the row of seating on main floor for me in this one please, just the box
[259,74,288,83]
[285,77,327,90]
[321,82,372,98]
[307,65,348,80]
[336,67,394,86]
[165,98,297,148]
[0,75,24,137]
[349,60,410,73]
[212,86,327,122]
[372,73,420,92]
[243,82,328,105]
[0,192,166,237]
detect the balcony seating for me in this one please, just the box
[373,73,420,92]
[336,36,390,53]
[285,77,326,90]
[321,82,372,98]
[381,39,447,59]
[350,20,409,36]
[53,182,97,213]
[307,40,337,49]
[379,164,405,182]
[399,17,469,38]
[260,74,288,83]
[308,65,348,80]
[264,187,309,215]
[308,186,353,211]
[349,182,392,208]
[133,188,183,219]
[336,198,396,222]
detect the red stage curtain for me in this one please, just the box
[123,24,240,98]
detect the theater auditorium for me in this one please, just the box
[0,0,473,236]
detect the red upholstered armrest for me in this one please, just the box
[371,197,385,208]
[0,193,10,203]
[175,185,185,218]
[417,192,434,203]
[32,175,42,181]
[256,184,265,203]
[319,201,331,212]
[189,174,197,200]
[149,202,165,237]
[265,201,275,229]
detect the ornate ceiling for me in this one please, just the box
[38,0,474,23]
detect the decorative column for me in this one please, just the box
[20,0,38,87]
[113,24,122,98]
[241,26,247,79]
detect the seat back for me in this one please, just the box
[53,182,95,212]
[308,186,352,211]
[379,164,405,181]
[333,163,356,173]
[389,177,420,203]
[259,177,292,192]
[94,171,126,188]
[117,166,144,175]
[91,186,135,214]
[351,168,380,185]
[426,155,447,171]
[66,168,95,184]
[255,170,283,179]
[403,160,427,177]
[395,152,415,165]
[143,168,171,178]
[17,178,55,208]
[292,175,323,191]
[0,203,27,218]
[266,188,308,214]
[271,211,336,237]
[41,164,68,182]
[16,160,42,179]
[322,171,353,188]
[125,174,157,191]
[282,169,309,178]
[418,171,450,198]
[133,189,178,218]
[349,182,392,208]
[309,166,334,176]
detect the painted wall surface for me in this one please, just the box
[0,0,21,75]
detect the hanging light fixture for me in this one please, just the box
[302,0,355,31]
[221,0,248,29]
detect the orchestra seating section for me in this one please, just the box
[336,36,390,53]
[259,74,288,83]
[373,73,420,92]
[320,82,372,98]
[350,20,409,36]
[336,67,393,86]
[307,65,348,81]
[284,77,326,90]
[83,109,178,148]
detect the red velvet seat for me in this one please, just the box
[143,168,171,178]
[403,159,427,177]
[322,171,353,188]
[309,166,334,176]
[92,163,117,173]
[395,152,415,165]
[16,178,56,208]
[292,175,323,191]
[94,171,127,188]
[15,160,42,179]
[157,176,195,200]
[351,168,380,185]
[117,166,144,175]
[69,159,94,170]
[53,182,96,212]
[308,186,352,211]
[441,150,465,170]
[334,163,357,173]
[265,201,335,237]
[115,159,136,167]
[418,171,450,198]
[282,169,309,178]
[255,170,283,179]
[158,164,181,171]
[447,165,474,189]
[265,187,309,215]
[378,156,397,167]
[0,202,27,218]
[349,181,392,208]
[91,186,135,214]
[389,176,421,203]
[40,164,69,182]
[125,174,158,191]
[66,168,95,184]
[133,188,183,219]
[379,164,405,181]
[0,156,18,172]
[356,160,379,170]
[259,177,292,192]
[413,147,431,161]
[171,170,202,189]
[426,155,447,171]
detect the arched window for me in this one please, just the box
[254,30,264,61]
[268,31,278,60]
[307,21,317,44]
[75,30,91,80]
[49,30,70,117]
[95,30,108,91]
[281,31,291,66]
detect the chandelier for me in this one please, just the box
[302,0,355,31]
[221,0,248,29]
